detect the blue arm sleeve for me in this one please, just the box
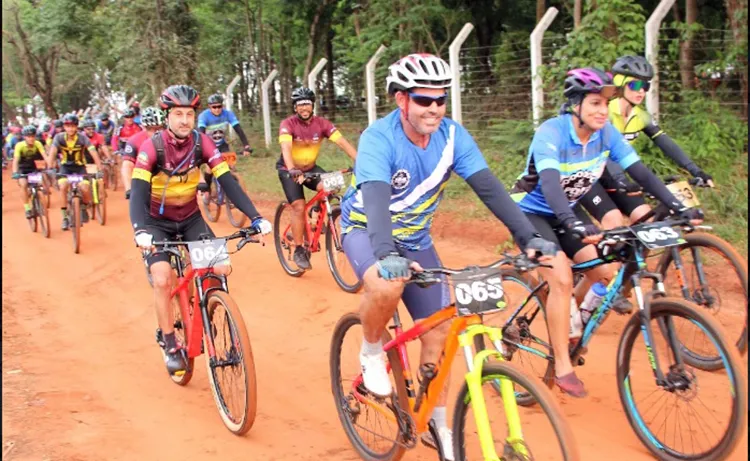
[197,112,207,129]
[354,128,393,186]
[539,169,577,224]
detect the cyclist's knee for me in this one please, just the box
[630,205,651,223]
[362,265,405,306]
[541,252,574,292]
[290,199,305,214]
[600,209,624,230]
[150,262,172,289]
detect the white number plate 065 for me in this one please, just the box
[631,223,686,249]
[453,267,506,316]
[187,239,230,269]
[321,171,346,193]
[666,181,700,208]
[27,172,43,184]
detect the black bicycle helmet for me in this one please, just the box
[159,84,201,111]
[123,109,135,118]
[62,114,79,125]
[41,123,50,133]
[612,55,654,82]
[291,87,316,105]
[21,125,37,136]
[82,119,96,129]
[53,120,63,128]
[207,93,224,106]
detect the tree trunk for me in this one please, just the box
[303,0,331,82]
[326,28,335,120]
[537,0,545,23]
[724,0,748,118]
[574,0,582,28]
[2,97,18,123]
[279,20,288,106]
[154,0,168,90]
[679,0,697,89]
[244,0,260,105]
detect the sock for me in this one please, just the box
[163,332,177,350]
[432,406,448,430]
[361,338,383,357]
[24,203,31,211]
[61,207,67,216]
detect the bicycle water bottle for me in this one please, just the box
[569,297,583,339]
[580,282,607,325]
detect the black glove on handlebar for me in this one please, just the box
[563,218,600,240]
[692,170,713,186]
[525,236,558,257]
[678,207,704,221]
[196,182,209,192]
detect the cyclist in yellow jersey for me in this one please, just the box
[579,55,714,229]
[48,114,103,230]
[11,126,48,218]
[277,87,358,270]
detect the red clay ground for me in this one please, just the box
[2,170,747,461]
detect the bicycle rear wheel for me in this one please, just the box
[617,297,747,461]
[200,178,221,222]
[204,290,257,435]
[71,196,81,254]
[35,191,50,238]
[273,202,305,277]
[655,232,747,366]
[474,269,553,406]
[453,361,579,461]
[330,312,410,461]
[225,175,248,228]
[325,207,362,293]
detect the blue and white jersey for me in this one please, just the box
[510,113,640,216]
[340,109,488,250]
[197,109,240,147]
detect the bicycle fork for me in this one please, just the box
[460,323,528,461]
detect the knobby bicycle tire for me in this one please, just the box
[35,190,50,238]
[200,179,222,223]
[617,297,747,461]
[71,196,81,254]
[325,207,362,293]
[273,202,304,277]
[452,361,580,461]
[656,232,748,366]
[27,194,38,233]
[204,290,257,435]
[330,312,410,461]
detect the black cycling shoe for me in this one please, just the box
[61,216,70,231]
[293,246,312,270]
[612,293,634,315]
[164,346,188,376]
[25,210,33,219]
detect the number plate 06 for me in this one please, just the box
[631,223,686,249]
[187,239,230,269]
[453,267,506,316]
[321,171,346,193]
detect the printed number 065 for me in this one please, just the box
[456,277,503,305]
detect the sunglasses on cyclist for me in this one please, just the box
[626,79,650,92]
[210,105,223,109]
[408,92,448,108]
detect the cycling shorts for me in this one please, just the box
[277,164,325,204]
[579,169,646,221]
[342,228,451,320]
[143,212,215,267]
[523,204,594,260]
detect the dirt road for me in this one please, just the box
[2,171,746,461]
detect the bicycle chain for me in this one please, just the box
[344,392,417,449]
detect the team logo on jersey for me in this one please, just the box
[391,169,410,189]
[124,144,134,155]
[137,152,148,163]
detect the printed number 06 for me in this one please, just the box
[456,277,503,305]
[190,246,217,262]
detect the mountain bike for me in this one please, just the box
[102,156,118,191]
[480,219,747,460]
[19,171,51,238]
[84,165,107,226]
[199,152,249,228]
[273,168,361,293]
[330,253,579,461]
[145,227,262,435]
[57,172,96,254]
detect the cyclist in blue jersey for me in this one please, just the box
[510,68,704,396]
[196,93,252,194]
[339,53,562,458]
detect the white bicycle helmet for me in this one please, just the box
[386,53,452,95]
[141,106,165,128]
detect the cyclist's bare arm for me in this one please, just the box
[87,146,103,170]
[333,136,357,161]
[47,145,59,169]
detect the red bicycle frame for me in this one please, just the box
[170,267,223,360]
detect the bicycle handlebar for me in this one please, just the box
[282,167,353,180]
[407,253,547,286]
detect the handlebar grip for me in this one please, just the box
[664,174,680,184]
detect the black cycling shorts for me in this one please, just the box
[277,164,326,204]
[579,169,646,221]
[523,204,594,260]
[144,212,215,267]
[59,164,87,175]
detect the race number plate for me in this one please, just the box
[222,152,237,168]
[27,172,43,184]
[453,267,506,316]
[67,174,85,184]
[631,222,686,249]
[187,238,230,269]
[666,181,700,208]
[321,171,346,193]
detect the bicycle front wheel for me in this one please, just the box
[617,297,747,461]
[225,175,248,228]
[204,290,257,435]
[95,179,106,225]
[35,191,50,238]
[330,312,410,461]
[71,196,81,254]
[453,361,579,461]
[325,207,362,293]
[656,232,748,365]
[273,202,305,277]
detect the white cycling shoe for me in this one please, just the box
[421,427,455,461]
[359,352,393,397]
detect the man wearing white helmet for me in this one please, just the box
[338,53,562,459]
[121,106,166,198]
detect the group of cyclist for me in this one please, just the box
[6,50,712,461]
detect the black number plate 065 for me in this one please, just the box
[452,267,506,316]
[631,222,686,249]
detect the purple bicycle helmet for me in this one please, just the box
[563,68,616,104]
